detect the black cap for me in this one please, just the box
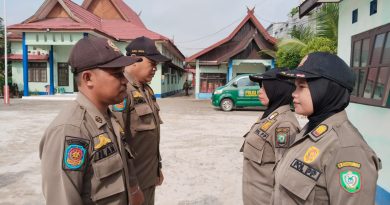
[277,52,355,92]
[68,36,142,74]
[126,36,171,63]
[249,68,290,84]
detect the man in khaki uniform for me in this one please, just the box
[273,52,381,204]
[241,69,300,205]
[112,36,170,205]
[39,36,141,205]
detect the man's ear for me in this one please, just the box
[82,70,94,87]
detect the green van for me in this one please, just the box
[211,74,263,111]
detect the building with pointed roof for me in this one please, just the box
[186,8,276,99]
[7,0,185,97]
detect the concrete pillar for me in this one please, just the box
[195,59,200,99]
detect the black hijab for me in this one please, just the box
[305,78,351,134]
[261,79,295,119]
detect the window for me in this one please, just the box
[28,62,47,82]
[236,77,252,87]
[200,73,226,93]
[370,0,377,16]
[352,9,358,24]
[351,23,390,107]
[58,63,69,86]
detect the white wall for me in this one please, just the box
[338,0,390,64]
[346,103,390,191]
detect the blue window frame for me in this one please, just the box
[370,0,377,15]
[352,9,358,24]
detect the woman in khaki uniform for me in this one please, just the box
[241,68,300,205]
[273,52,381,205]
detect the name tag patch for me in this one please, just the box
[255,129,269,139]
[290,159,322,181]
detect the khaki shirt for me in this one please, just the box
[112,77,162,190]
[241,105,300,205]
[39,93,133,205]
[273,111,381,205]
[242,105,300,163]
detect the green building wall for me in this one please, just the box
[9,32,185,98]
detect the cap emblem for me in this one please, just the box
[107,40,120,52]
[299,55,308,66]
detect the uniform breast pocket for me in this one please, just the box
[91,153,126,202]
[132,103,156,132]
[279,160,318,203]
[243,132,266,164]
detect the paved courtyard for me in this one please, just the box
[0,94,267,205]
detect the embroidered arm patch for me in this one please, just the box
[112,98,127,112]
[290,159,322,181]
[275,127,290,148]
[63,137,89,171]
[340,170,361,193]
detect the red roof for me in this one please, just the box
[110,0,146,28]
[8,18,95,31]
[8,32,23,41]
[186,8,276,62]
[101,20,168,41]
[63,0,102,29]
[5,54,49,61]
[8,0,170,42]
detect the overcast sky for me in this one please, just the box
[2,0,299,56]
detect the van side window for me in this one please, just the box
[237,77,252,87]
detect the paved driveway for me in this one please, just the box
[0,96,264,205]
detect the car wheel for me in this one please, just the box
[220,98,234,111]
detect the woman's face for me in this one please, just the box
[258,83,269,106]
[292,79,314,116]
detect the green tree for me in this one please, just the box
[276,46,303,68]
[275,37,336,68]
[316,3,339,43]
[300,37,337,56]
[289,25,314,43]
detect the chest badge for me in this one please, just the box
[311,124,328,137]
[94,134,112,150]
[303,146,320,163]
[260,119,276,132]
[340,170,361,193]
[113,98,127,112]
[132,91,143,98]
